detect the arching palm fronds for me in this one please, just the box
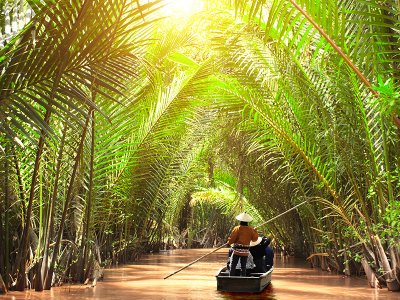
[126,60,218,242]
[1,0,164,290]
[1,0,399,291]
[0,0,163,142]
[210,1,399,280]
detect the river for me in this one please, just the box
[1,248,399,299]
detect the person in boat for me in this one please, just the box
[249,236,274,272]
[227,248,256,271]
[265,240,274,271]
[227,212,259,276]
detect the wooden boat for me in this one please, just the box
[215,266,273,293]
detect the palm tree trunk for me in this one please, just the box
[81,109,95,282]
[0,273,7,293]
[361,257,378,288]
[374,235,394,280]
[40,124,68,290]
[44,111,91,290]
[5,145,10,280]
[0,181,3,288]
[207,154,215,187]
[15,108,51,291]
[14,37,69,289]
[2,144,10,289]
[343,249,351,276]
[12,146,26,218]
[389,247,399,282]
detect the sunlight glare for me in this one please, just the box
[163,0,204,19]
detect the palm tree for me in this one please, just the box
[0,0,399,292]
[1,0,164,290]
[214,0,400,287]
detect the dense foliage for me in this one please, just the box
[0,0,399,292]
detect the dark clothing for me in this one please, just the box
[265,246,274,271]
[252,257,266,273]
[250,243,268,272]
[249,238,274,273]
[230,254,247,276]
[249,243,266,259]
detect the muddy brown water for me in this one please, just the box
[1,248,399,299]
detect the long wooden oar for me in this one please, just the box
[163,243,228,279]
[163,200,307,279]
[253,200,307,229]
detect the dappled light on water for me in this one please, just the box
[1,249,399,299]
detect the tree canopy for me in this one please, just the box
[0,0,399,292]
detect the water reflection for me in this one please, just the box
[0,248,398,299]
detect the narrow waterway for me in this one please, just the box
[1,248,399,299]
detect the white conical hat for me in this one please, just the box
[250,237,262,247]
[235,212,253,222]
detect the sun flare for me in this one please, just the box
[162,0,204,19]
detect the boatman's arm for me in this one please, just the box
[251,228,259,242]
[227,226,239,245]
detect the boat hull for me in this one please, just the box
[216,266,273,293]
